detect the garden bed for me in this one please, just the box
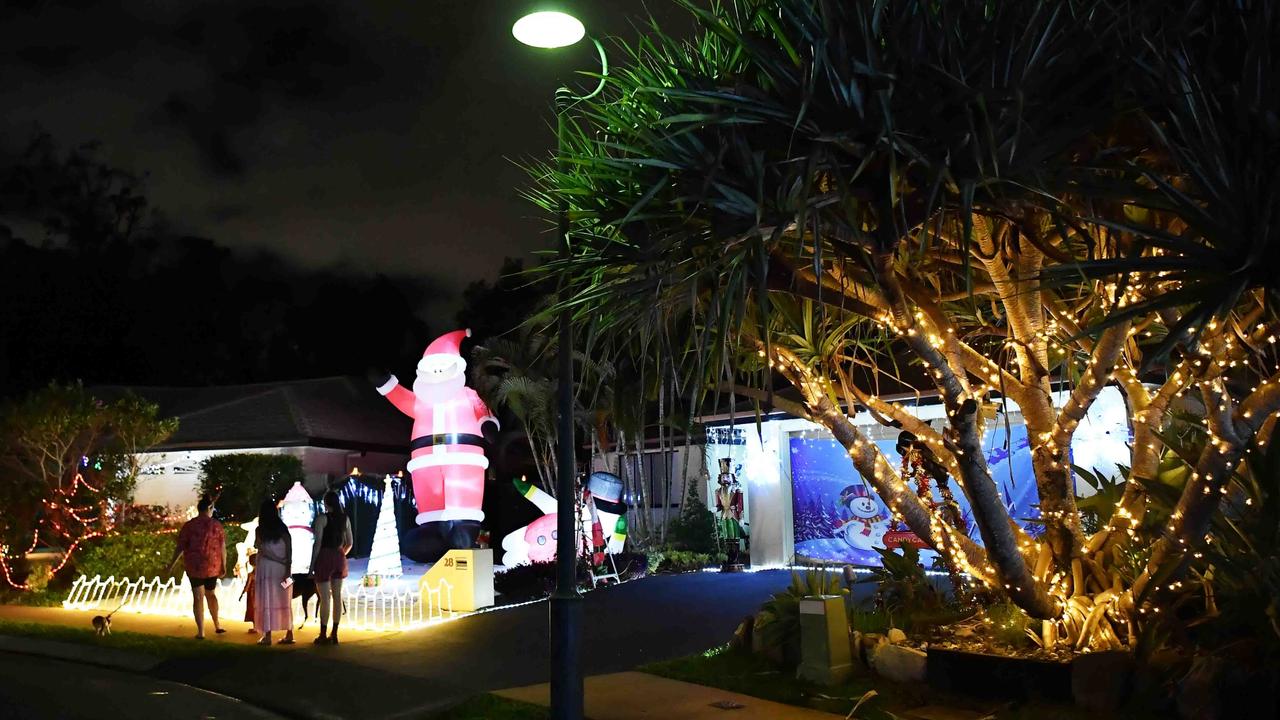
[642,646,1133,720]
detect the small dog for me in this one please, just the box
[291,574,318,628]
[91,614,112,636]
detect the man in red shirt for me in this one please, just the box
[170,495,227,639]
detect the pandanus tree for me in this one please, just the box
[525,0,1280,649]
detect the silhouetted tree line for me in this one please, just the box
[0,134,436,397]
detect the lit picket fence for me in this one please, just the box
[63,574,456,631]
[340,579,454,631]
[64,575,246,617]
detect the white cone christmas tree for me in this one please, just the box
[367,476,403,577]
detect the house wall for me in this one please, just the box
[133,446,408,509]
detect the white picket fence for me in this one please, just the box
[63,574,455,631]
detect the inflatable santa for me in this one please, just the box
[374,329,498,562]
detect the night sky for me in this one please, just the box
[0,1,685,310]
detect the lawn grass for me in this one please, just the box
[427,694,550,720]
[641,646,1150,720]
[0,618,255,660]
[642,645,879,716]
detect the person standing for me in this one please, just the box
[170,494,227,640]
[311,491,353,645]
[253,498,295,646]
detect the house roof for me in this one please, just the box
[92,376,411,453]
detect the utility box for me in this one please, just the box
[797,594,853,685]
[420,549,494,613]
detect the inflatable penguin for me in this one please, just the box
[374,329,499,563]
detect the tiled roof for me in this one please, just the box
[91,376,410,452]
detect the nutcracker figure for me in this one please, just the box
[715,458,746,566]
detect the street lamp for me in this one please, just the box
[513,10,607,720]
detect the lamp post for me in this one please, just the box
[513,10,607,720]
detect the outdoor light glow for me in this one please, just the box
[512,11,585,48]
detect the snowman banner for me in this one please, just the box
[788,390,1132,567]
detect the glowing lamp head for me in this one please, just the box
[512,10,585,48]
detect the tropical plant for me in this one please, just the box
[470,323,616,494]
[859,545,944,618]
[524,0,1280,653]
[755,565,846,666]
[1072,466,1126,534]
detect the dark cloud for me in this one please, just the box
[0,0,693,312]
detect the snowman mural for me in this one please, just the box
[374,329,499,563]
[279,481,316,575]
[835,484,889,551]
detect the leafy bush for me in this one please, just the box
[77,530,181,580]
[494,561,559,602]
[77,522,245,580]
[984,600,1033,648]
[115,504,186,532]
[197,453,305,522]
[610,551,649,578]
[1072,465,1126,535]
[756,566,846,667]
[653,548,726,573]
[859,544,943,616]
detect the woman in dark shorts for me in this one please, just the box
[310,491,353,644]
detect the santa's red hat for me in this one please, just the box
[417,329,470,377]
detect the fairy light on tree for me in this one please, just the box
[525,0,1280,653]
[0,384,176,590]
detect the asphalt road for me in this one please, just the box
[0,651,284,720]
[148,569,811,718]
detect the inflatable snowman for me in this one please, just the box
[836,484,889,551]
[502,477,562,566]
[585,472,628,555]
[501,477,607,567]
[374,329,499,562]
[279,482,316,575]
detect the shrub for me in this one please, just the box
[77,529,181,580]
[668,482,718,553]
[76,522,245,581]
[859,544,943,616]
[654,549,726,573]
[755,566,846,667]
[494,561,559,602]
[985,600,1033,648]
[197,453,305,522]
[609,551,649,578]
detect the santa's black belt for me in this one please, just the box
[410,433,490,451]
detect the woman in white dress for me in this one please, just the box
[253,498,295,645]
